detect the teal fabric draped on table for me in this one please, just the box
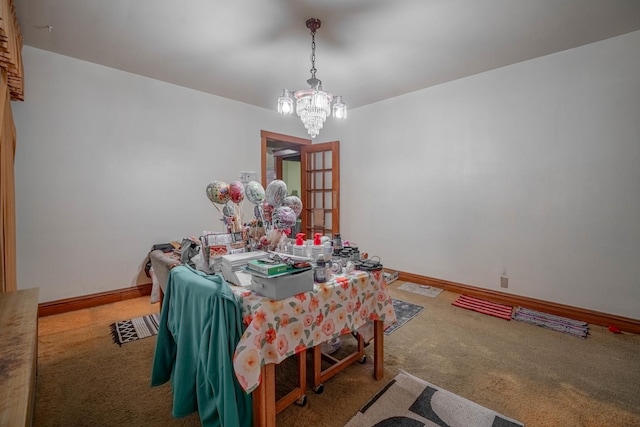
[151,265,252,427]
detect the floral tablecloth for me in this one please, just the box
[231,269,397,393]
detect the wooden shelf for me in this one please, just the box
[0,288,39,426]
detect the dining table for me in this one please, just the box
[153,264,397,427]
[232,268,397,427]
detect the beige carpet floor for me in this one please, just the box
[34,281,640,427]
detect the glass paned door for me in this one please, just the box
[300,141,340,239]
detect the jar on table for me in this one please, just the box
[340,250,351,267]
[314,254,327,283]
[333,234,343,252]
[350,245,360,261]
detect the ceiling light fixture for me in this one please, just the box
[277,18,347,139]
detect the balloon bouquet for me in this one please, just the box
[254,179,303,251]
[205,180,245,233]
[205,179,303,252]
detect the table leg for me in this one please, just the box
[373,320,384,380]
[252,350,308,427]
[252,363,276,427]
[312,333,365,392]
[275,349,307,412]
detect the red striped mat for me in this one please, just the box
[452,295,513,320]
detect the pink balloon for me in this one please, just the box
[229,181,245,204]
[262,201,274,222]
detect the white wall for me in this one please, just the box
[12,46,304,302]
[339,31,640,319]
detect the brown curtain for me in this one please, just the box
[0,69,17,292]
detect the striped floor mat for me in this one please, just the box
[110,313,160,346]
[452,295,513,320]
[513,307,589,338]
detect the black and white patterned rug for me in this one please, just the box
[346,370,524,427]
[109,313,159,346]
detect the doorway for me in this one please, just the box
[260,130,340,239]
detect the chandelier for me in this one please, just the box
[277,18,347,139]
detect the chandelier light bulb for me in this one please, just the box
[332,96,347,120]
[277,90,294,115]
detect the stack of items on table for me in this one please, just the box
[172,228,386,300]
[200,231,246,272]
[244,256,313,300]
[282,232,386,285]
[220,251,269,287]
[327,234,384,273]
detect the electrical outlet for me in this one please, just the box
[500,276,509,288]
[240,171,257,184]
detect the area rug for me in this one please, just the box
[385,299,424,335]
[452,295,513,320]
[345,369,524,427]
[513,307,589,338]
[398,282,443,298]
[109,313,159,346]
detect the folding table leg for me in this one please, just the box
[312,333,365,393]
[275,349,308,412]
[252,349,308,427]
[252,363,276,427]
[373,320,384,380]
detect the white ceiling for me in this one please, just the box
[15,0,640,110]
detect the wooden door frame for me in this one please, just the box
[261,130,311,236]
[260,130,311,186]
[261,130,340,238]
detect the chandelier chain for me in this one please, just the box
[309,30,317,81]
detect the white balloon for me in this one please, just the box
[283,195,303,217]
[265,180,288,207]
